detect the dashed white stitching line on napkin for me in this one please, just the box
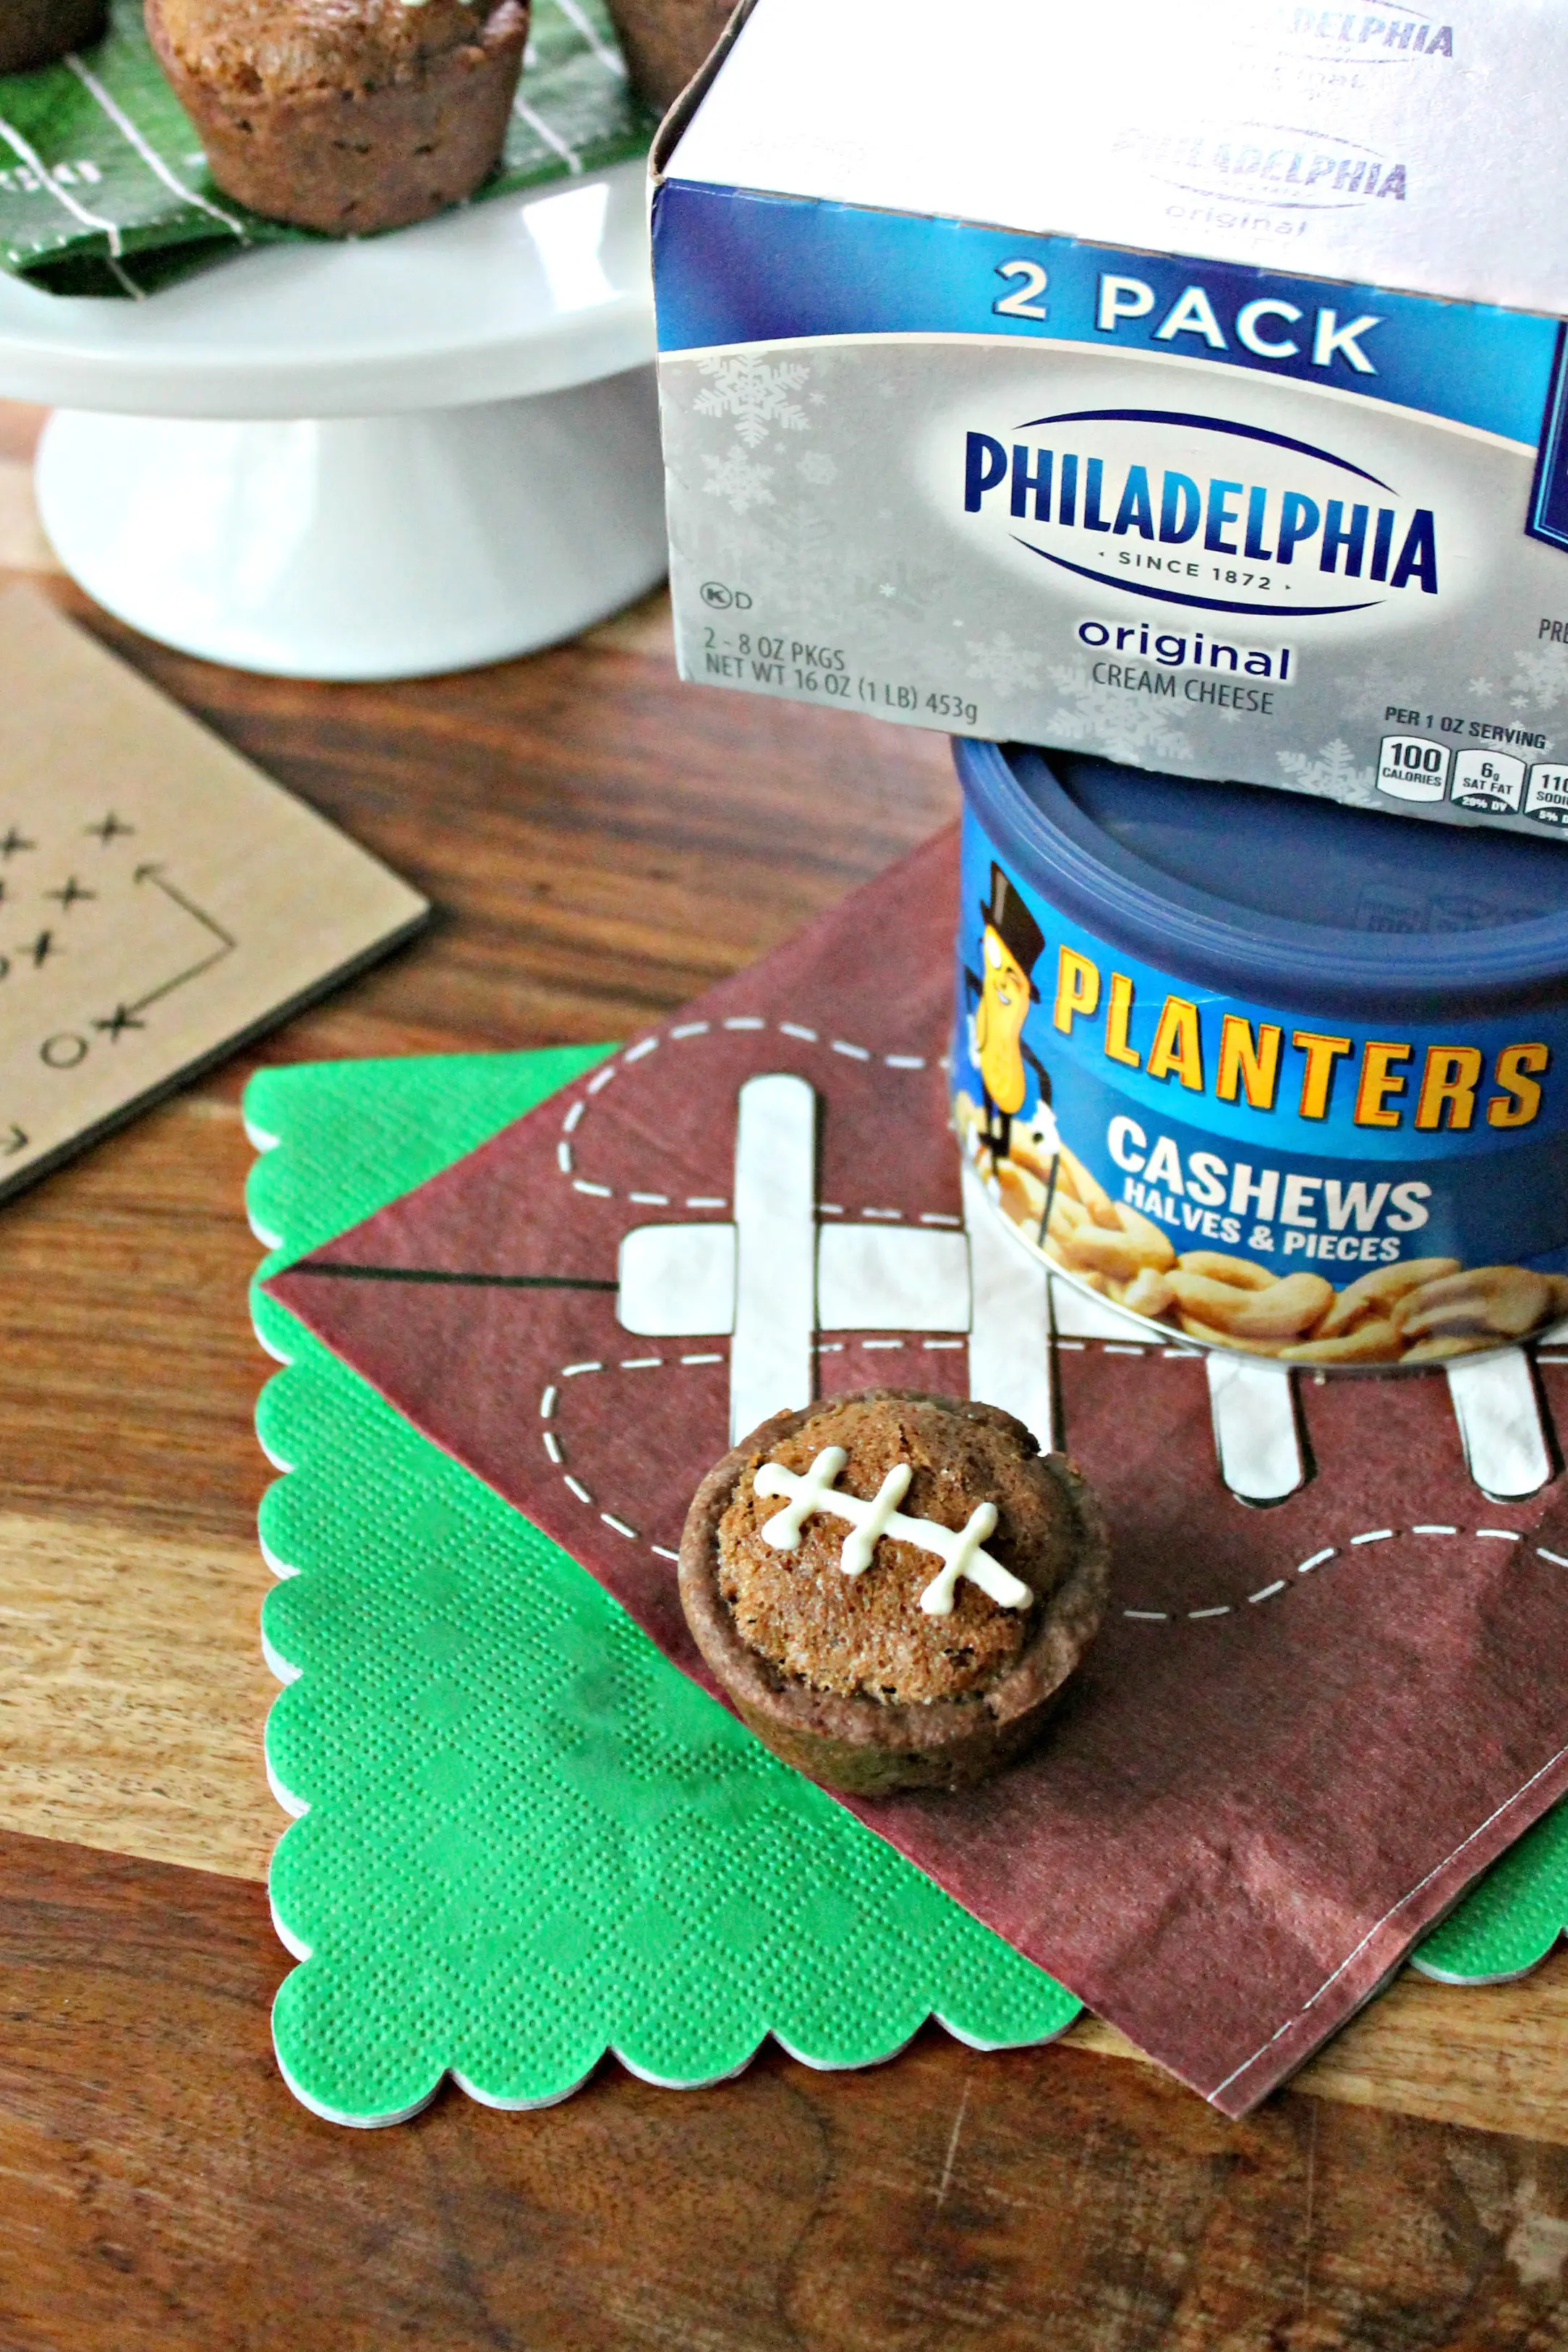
[540,1354,732,1563]
[555,1016,935,1216]
[1122,1524,1554,1628]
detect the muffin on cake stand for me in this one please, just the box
[0,158,663,678]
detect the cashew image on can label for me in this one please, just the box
[1175,1251,1277,1292]
[1176,1315,1290,1357]
[1392,1265,1552,1339]
[1399,1331,1502,1362]
[1058,1201,1177,1283]
[1046,1190,1089,1248]
[995,1157,1047,1229]
[1282,1318,1405,1364]
[1118,1266,1177,1320]
[1054,1143,1114,1217]
[1166,1269,1335,1339]
[1312,1257,1463,1340]
[958,1109,1568,1366]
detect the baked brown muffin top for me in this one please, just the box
[716,1394,1077,1706]
[152,0,516,98]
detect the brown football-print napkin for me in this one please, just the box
[266,828,1568,2112]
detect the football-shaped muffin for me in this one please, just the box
[145,0,529,235]
[679,1390,1110,1796]
[0,0,108,74]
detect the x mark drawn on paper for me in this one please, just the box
[0,845,237,1083]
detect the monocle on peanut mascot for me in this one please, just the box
[964,863,1053,1164]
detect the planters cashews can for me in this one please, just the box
[955,741,1568,1367]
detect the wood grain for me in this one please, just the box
[1069,1952,1568,2150]
[0,1500,274,1880]
[3,393,1568,2340]
[1,1831,1567,2352]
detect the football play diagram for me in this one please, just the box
[0,821,237,1113]
[0,587,425,1201]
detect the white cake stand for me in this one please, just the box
[0,159,665,679]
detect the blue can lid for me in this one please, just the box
[955,739,1568,1021]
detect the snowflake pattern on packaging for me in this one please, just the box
[1328,670,1402,729]
[797,451,838,487]
[1507,640,1568,714]
[1043,656,1190,769]
[702,450,776,517]
[1277,738,1379,809]
[694,355,812,449]
[857,556,950,621]
[769,503,861,603]
[966,632,1044,693]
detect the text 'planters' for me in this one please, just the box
[955,741,1568,1368]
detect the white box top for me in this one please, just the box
[669,0,1568,315]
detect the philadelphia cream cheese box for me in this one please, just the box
[652,0,1568,838]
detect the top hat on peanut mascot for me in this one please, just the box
[964,863,1052,1159]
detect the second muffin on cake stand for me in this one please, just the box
[145,0,529,234]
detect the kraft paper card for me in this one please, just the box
[264,831,1568,2114]
[0,585,427,1198]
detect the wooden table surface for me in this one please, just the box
[4,400,1568,2350]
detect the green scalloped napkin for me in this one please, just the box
[247,1049,1568,2124]
[248,1049,1081,2125]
